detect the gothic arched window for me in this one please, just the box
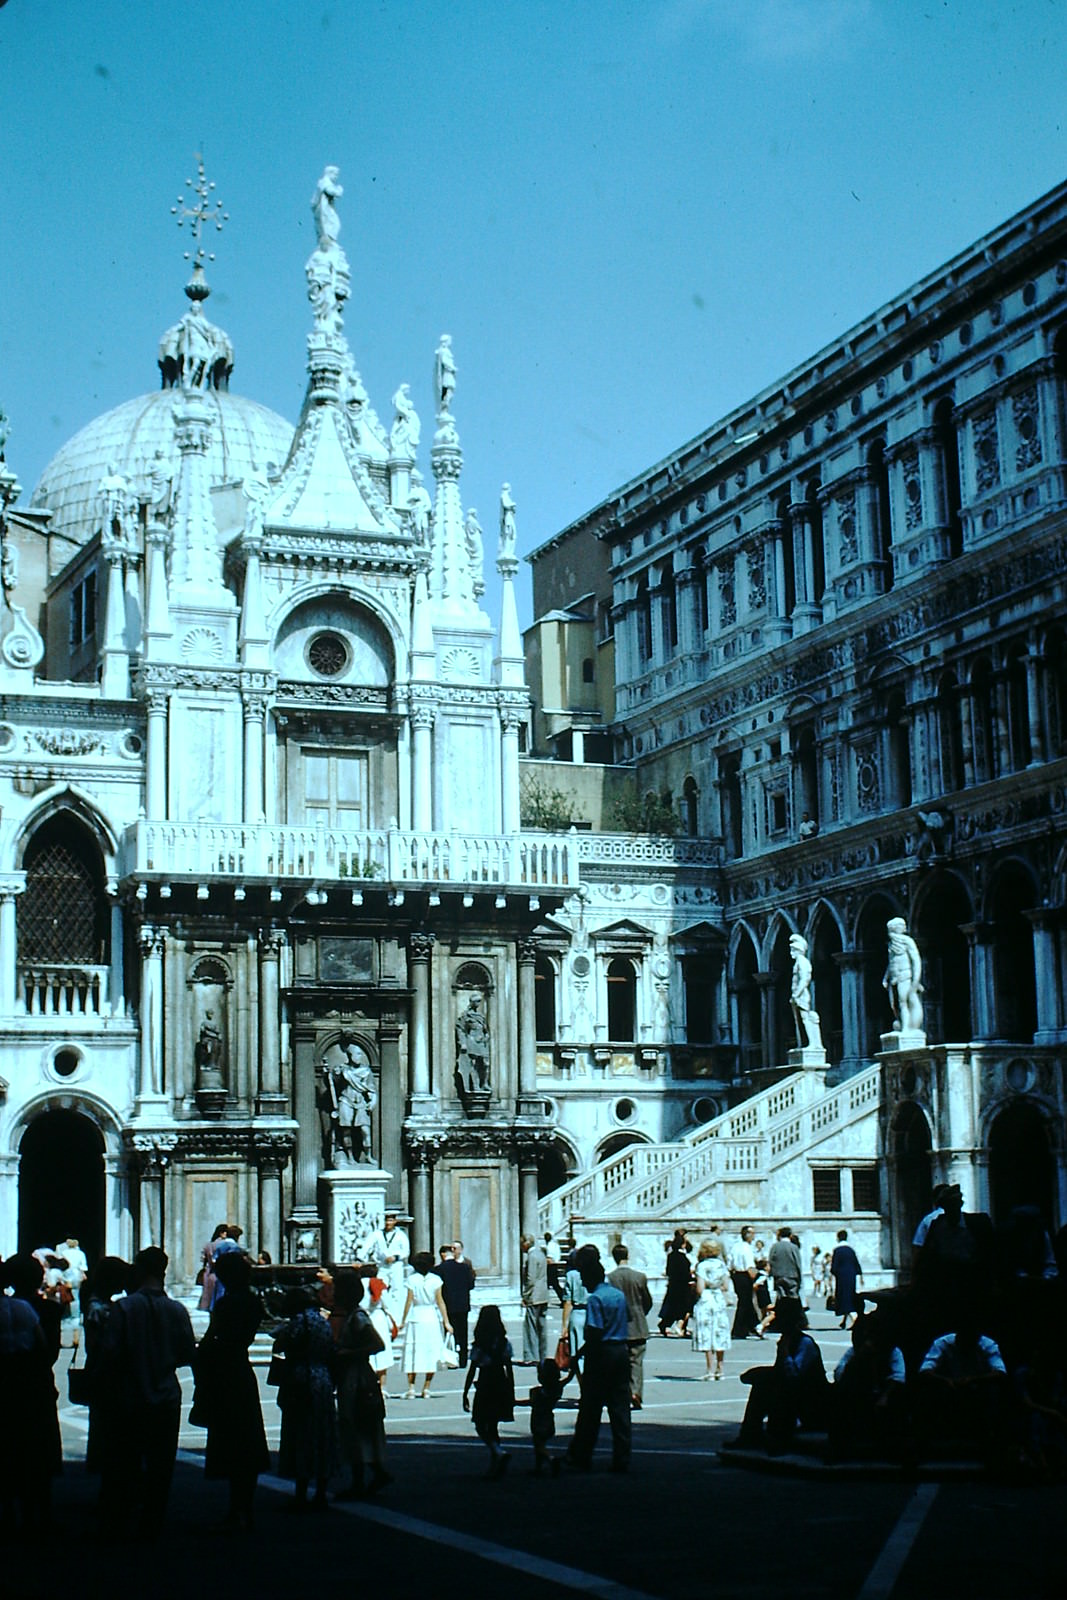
[18,816,108,966]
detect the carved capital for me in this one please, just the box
[410,705,436,731]
[253,1132,294,1175]
[516,937,539,967]
[243,696,269,723]
[258,926,285,960]
[130,1131,179,1176]
[408,930,436,963]
[139,924,166,960]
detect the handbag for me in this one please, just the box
[67,1340,92,1406]
[438,1331,460,1370]
[553,1335,571,1372]
[825,1294,835,1313]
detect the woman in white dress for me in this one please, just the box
[397,1252,452,1399]
[691,1238,733,1380]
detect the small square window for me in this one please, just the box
[852,1168,880,1212]
[813,1169,842,1213]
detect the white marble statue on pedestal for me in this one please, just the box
[499,482,517,562]
[789,933,824,1055]
[409,468,432,547]
[883,916,925,1035]
[306,165,350,337]
[434,333,456,413]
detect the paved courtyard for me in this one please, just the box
[7,1309,1063,1600]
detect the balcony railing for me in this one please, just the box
[124,821,580,892]
[20,964,109,1017]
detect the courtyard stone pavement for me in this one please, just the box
[6,1309,1063,1599]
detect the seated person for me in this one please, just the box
[916,1311,1009,1461]
[1015,1335,1067,1479]
[724,1298,827,1453]
[828,1312,907,1461]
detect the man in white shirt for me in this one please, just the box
[728,1225,759,1339]
[361,1212,410,1321]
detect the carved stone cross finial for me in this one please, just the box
[171,154,229,296]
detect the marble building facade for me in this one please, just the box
[522,179,1067,1269]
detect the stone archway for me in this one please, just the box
[892,1101,932,1260]
[18,1109,106,1265]
[988,1100,1055,1226]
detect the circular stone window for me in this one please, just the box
[307,631,349,677]
[614,1097,637,1124]
[692,1096,718,1125]
[53,1048,81,1079]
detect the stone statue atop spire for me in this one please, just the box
[306,165,350,338]
[435,334,456,416]
[159,155,234,392]
[498,483,517,567]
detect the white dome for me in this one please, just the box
[31,388,294,546]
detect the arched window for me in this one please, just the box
[581,657,595,685]
[733,933,762,1076]
[933,396,963,559]
[776,496,796,619]
[18,816,109,966]
[937,670,964,792]
[683,776,699,838]
[606,957,636,1041]
[534,955,556,1043]
[635,574,652,666]
[693,549,710,635]
[990,866,1038,1041]
[867,437,894,588]
[886,688,912,807]
[806,480,826,609]
[792,721,819,829]
[661,564,678,654]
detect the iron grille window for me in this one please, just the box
[852,1167,880,1212]
[812,1168,842,1213]
[19,827,107,964]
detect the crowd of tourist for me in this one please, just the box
[2,1191,1066,1535]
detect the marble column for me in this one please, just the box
[833,951,869,1072]
[137,925,166,1104]
[517,938,539,1114]
[1025,641,1045,765]
[410,1151,432,1255]
[256,1140,287,1262]
[958,683,976,789]
[755,972,777,1071]
[257,928,286,1114]
[790,502,820,633]
[993,675,1012,776]
[501,709,522,833]
[961,922,997,1040]
[408,932,434,1107]
[0,882,24,1015]
[291,1024,319,1212]
[242,695,267,822]
[1026,908,1063,1043]
[108,896,125,1016]
[411,709,434,831]
[101,543,130,699]
[519,1157,540,1241]
[145,690,168,821]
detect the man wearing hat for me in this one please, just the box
[362,1211,410,1321]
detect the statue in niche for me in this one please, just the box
[390,383,421,453]
[194,1008,225,1087]
[98,462,134,546]
[464,508,485,599]
[498,482,517,562]
[455,993,491,1098]
[883,917,924,1033]
[318,1042,378,1168]
[788,934,823,1051]
[146,449,174,523]
[409,468,432,546]
[434,333,456,413]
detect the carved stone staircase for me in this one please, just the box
[538,1064,882,1236]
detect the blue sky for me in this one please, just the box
[1,0,1065,624]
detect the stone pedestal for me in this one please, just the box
[320,1167,392,1264]
[880,1030,928,1052]
[788,1045,828,1068]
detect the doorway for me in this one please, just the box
[989,1100,1054,1226]
[18,1109,105,1266]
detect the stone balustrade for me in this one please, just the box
[124,820,579,892]
[20,963,109,1017]
[539,1063,882,1233]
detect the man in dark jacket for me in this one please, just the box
[768,1225,803,1303]
[101,1246,196,1538]
[433,1241,476,1365]
[607,1243,653,1408]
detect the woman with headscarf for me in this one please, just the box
[274,1286,339,1511]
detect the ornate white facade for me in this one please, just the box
[0,167,571,1290]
